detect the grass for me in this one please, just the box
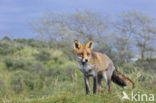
[0,70,155,103]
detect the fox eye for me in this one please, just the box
[87,53,90,56]
[81,53,83,56]
[78,53,83,56]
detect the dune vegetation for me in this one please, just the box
[0,37,155,103]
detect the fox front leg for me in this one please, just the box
[97,74,104,93]
[93,76,97,94]
[84,76,90,95]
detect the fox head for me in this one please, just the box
[73,40,93,64]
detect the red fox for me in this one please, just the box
[73,40,134,94]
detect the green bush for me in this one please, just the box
[10,71,44,93]
[14,38,49,48]
[63,66,76,81]
[122,63,136,74]
[28,39,49,48]
[34,50,51,62]
[10,72,24,93]
[4,58,34,71]
[44,63,76,82]
[135,59,156,71]
[0,42,16,55]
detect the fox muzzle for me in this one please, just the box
[81,58,89,64]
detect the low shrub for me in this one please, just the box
[24,73,43,90]
[34,50,51,62]
[122,63,136,74]
[4,58,34,71]
[10,72,24,93]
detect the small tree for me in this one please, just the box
[131,11,156,60]
[115,11,156,60]
[31,10,110,44]
[114,11,136,62]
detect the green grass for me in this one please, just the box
[0,70,155,103]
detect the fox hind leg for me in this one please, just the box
[103,72,112,93]
[103,64,115,93]
[97,74,104,93]
[107,79,112,93]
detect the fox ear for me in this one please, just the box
[73,40,82,50]
[85,40,93,50]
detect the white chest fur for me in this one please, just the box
[78,62,96,77]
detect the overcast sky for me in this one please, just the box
[0,0,156,38]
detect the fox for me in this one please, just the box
[73,40,134,94]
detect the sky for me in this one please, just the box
[0,0,156,38]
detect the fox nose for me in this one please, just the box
[82,58,88,63]
[85,59,88,62]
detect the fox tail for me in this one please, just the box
[111,70,134,88]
